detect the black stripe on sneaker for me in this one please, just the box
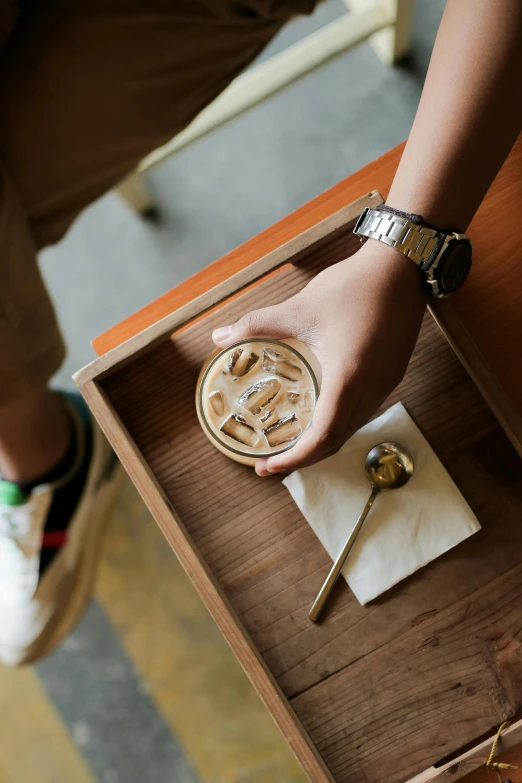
[39,410,94,576]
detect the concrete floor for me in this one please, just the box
[2,1,445,781]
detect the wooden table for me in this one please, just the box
[80,138,522,783]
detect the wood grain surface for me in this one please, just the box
[80,377,336,783]
[94,220,522,783]
[416,721,522,783]
[92,136,522,430]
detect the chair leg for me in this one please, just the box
[344,0,415,65]
[117,1,410,205]
[117,174,158,219]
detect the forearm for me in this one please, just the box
[387,0,522,232]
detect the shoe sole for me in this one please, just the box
[17,422,125,666]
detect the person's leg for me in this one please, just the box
[0,0,308,664]
[0,108,68,482]
[0,178,72,491]
[0,391,69,482]
[0,0,298,484]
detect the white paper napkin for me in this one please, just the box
[283,402,481,605]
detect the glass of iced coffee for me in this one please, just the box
[196,338,319,466]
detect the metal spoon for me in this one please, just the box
[309,441,414,622]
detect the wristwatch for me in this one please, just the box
[353,205,472,297]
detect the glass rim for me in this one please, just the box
[197,338,319,459]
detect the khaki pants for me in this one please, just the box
[0,0,313,406]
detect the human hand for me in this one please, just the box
[212,241,427,477]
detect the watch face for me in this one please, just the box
[438,239,472,294]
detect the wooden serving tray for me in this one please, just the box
[75,194,522,783]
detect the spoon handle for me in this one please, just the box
[309,488,379,622]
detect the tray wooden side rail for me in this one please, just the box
[75,194,522,783]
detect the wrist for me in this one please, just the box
[384,196,465,235]
[356,237,429,306]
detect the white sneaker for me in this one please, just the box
[0,393,123,666]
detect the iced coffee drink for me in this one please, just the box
[196,338,319,466]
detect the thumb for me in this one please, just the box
[212,300,298,347]
[255,364,361,476]
[256,373,345,475]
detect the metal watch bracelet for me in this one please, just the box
[353,207,445,272]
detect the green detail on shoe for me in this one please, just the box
[0,480,28,507]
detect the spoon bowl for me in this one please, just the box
[365,441,414,492]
